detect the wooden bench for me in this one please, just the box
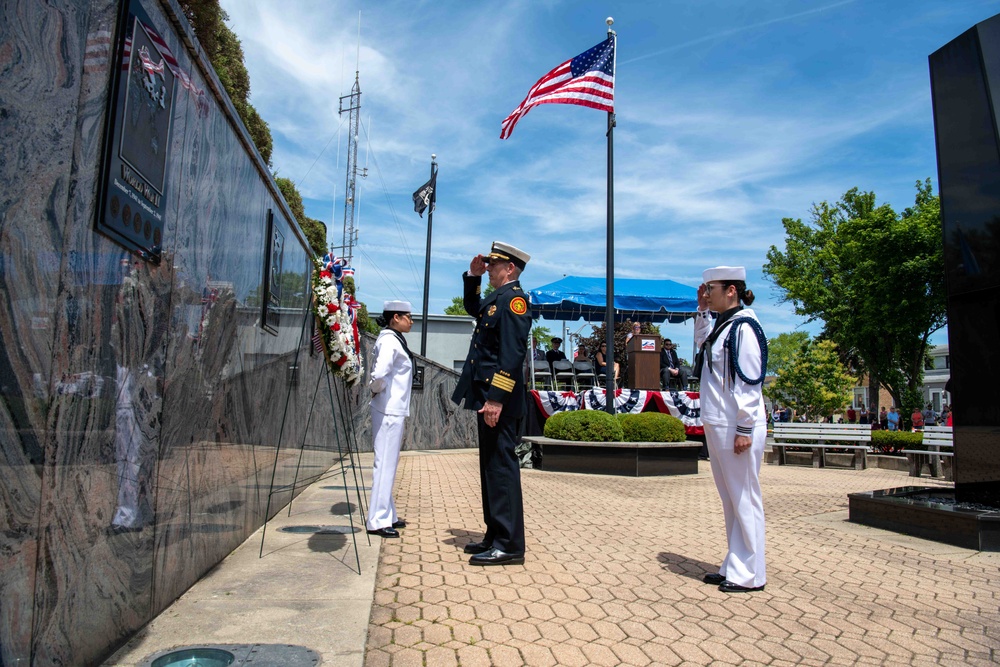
[772,423,871,470]
[901,425,953,479]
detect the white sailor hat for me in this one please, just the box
[485,241,530,270]
[702,266,746,283]
[382,300,412,313]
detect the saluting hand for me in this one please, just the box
[478,399,503,427]
[697,284,710,310]
[469,255,487,277]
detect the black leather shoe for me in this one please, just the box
[366,527,400,538]
[719,580,765,593]
[703,573,726,585]
[392,519,407,529]
[463,540,491,555]
[469,548,525,566]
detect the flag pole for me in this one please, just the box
[604,18,617,414]
[420,154,437,356]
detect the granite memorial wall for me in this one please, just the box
[0,0,409,664]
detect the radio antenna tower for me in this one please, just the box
[337,14,366,266]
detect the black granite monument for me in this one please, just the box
[849,12,1000,550]
[929,12,1000,506]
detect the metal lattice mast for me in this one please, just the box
[339,71,362,266]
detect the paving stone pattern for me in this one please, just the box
[366,451,1000,666]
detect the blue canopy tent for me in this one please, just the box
[528,275,699,323]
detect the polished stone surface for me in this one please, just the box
[930,12,1000,506]
[848,486,1000,551]
[0,0,347,664]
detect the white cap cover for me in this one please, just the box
[702,266,746,283]
[383,300,412,313]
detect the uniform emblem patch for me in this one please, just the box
[488,305,497,316]
[510,297,527,315]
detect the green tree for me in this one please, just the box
[444,296,467,316]
[579,320,654,361]
[179,0,272,164]
[766,331,810,377]
[531,325,553,350]
[443,285,496,316]
[763,180,946,420]
[766,339,856,421]
[274,178,327,257]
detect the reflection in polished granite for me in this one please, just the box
[0,0,347,664]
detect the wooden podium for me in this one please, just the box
[626,335,661,390]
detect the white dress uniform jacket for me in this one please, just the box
[370,329,413,417]
[694,307,766,434]
[694,306,767,588]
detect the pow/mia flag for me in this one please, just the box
[412,172,437,218]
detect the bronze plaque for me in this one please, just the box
[96,0,176,262]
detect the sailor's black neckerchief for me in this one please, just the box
[695,305,743,377]
[388,328,414,363]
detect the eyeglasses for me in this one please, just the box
[703,282,728,294]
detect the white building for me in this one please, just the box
[403,313,475,372]
[922,343,951,412]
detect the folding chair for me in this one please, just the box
[552,360,576,392]
[533,366,553,391]
[574,360,596,389]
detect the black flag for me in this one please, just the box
[412,172,436,218]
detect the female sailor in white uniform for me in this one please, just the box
[693,266,768,592]
[366,300,414,538]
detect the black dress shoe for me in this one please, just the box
[469,547,525,566]
[719,580,765,593]
[703,573,726,585]
[392,519,407,529]
[463,540,491,554]
[366,527,400,538]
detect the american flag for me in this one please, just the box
[500,36,615,140]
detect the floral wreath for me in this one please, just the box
[311,253,363,386]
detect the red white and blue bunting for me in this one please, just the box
[529,389,703,435]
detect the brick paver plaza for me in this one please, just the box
[365,451,999,666]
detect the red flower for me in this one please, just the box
[332,323,341,332]
[334,355,348,367]
[327,303,339,313]
[320,270,332,279]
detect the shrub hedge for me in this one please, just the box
[544,410,624,442]
[618,412,687,442]
[870,429,923,455]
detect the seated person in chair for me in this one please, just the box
[545,337,567,374]
[659,338,690,390]
[594,341,620,384]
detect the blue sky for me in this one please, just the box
[220,0,997,351]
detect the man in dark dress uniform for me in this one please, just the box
[452,241,532,566]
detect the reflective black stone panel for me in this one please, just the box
[849,487,1000,551]
[930,11,1000,505]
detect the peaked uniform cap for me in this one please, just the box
[702,266,746,283]
[383,300,412,313]
[486,242,530,270]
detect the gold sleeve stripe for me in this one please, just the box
[490,374,516,392]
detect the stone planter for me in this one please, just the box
[521,436,702,477]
